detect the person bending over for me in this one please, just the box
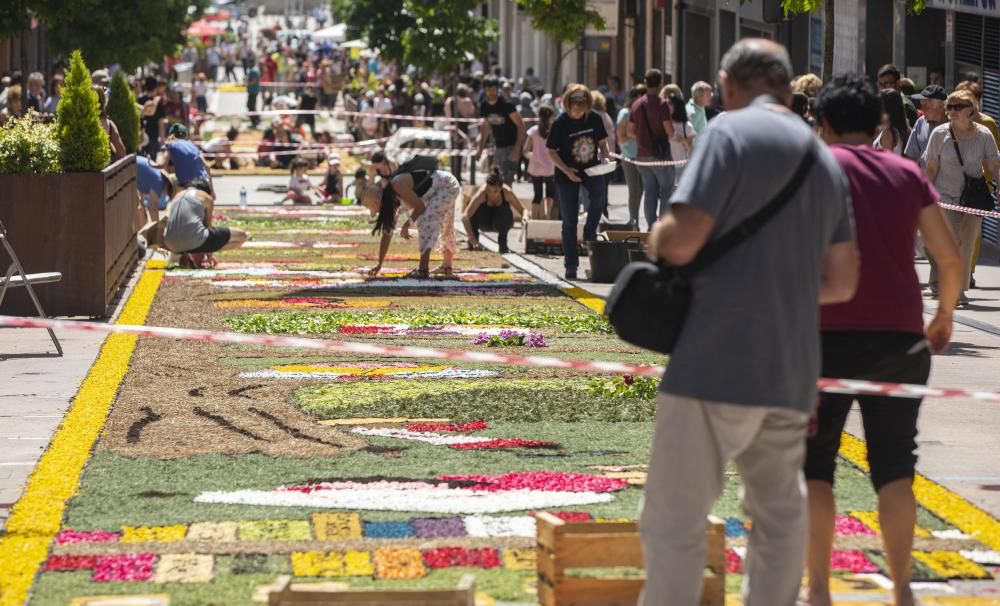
[463,166,528,253]
[360,158,460,279]
[146,178,249,264]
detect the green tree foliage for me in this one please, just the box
[107,71,140,154]
[334,0,414,65]
[32,0,207,71]
[514,0,606,91]
[55,50,109,172]
[515,0,605,45]
[0,115,61,175]
[0,0,31,43]
[779,0,926,80]
[402,0,499,75]
[333,0,498,74]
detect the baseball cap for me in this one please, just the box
[91,69,109,86]
[911,85,947,101]
[168,123,188,139]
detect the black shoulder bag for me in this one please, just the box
[950,127,996,212]
[605,143,818,354]
[641,101,672,160]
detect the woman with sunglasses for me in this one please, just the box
[922,89,1000,306]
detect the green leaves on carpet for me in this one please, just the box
[224,309,613,335]
[293,379,656,422]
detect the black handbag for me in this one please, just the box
[950,127,996,212]
[641,102,671,160]
[605,143,818,354]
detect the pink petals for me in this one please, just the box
[439,472,628,493]
[91,554,157,582]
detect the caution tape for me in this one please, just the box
[202,146,478,158]
[609,152,688,167]
[204,107,534,124]
[937,202,1000,219]
[2,315,998,402]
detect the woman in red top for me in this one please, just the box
[805,75,962,606]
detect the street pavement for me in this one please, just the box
[3,171,1000,534]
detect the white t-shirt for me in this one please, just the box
[289,174,313,194]
[526,125,554,177]
[873,129,903,155]
[669,120,696,162]
[192,80,207,98]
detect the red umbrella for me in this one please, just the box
[186,20,224,37]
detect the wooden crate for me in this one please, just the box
[266,574,475,606]
[536,512,725,606]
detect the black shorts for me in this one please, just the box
[189,227,231,253]
[804,331,931,491]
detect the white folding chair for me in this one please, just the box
[0,218,63,356]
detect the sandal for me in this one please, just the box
[404,268,430,280]
[430,265,455,278]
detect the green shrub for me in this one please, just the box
[107,71,140,154]
[0,115,61,175]
[55,50,110,171]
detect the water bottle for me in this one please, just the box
[239,186,248,210]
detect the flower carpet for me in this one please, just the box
[10,208,1000,606]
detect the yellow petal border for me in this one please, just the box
[0,262,164,606]
[838,432,1000,551]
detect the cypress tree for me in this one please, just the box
[107,71,141,154]
[55,50,110,171]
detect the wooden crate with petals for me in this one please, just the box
[267,574,475,606]
[535,512,725,606]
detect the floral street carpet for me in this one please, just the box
[14,208,1000,606]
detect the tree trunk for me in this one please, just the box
[19,0,29,77]
[551,40,562,95]
[823,0,834,80]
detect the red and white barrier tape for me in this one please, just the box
[2,315,998,402]
[609,152,688,167]
[206,108,534,124]
[203,147,478,158]
[937,202,1000,219]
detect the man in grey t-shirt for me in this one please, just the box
[637,40,859,606]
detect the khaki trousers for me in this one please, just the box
[638,394,810,606]
[928,208,982,293]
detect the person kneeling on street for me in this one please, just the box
[143,178,249,267]
[463,166,529,253]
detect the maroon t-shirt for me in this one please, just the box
[821,145,937,334]
[630,93,670,158]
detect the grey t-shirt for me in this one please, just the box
[164,191,210,252]
[663,99,853,413]
[922,122,1000,203]
[903,116,937,166]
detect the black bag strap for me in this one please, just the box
[949,127,966,168]
[684,141,818,274]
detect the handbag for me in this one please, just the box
[605,142,818,354]
[641,102,671,160]
[950,127,996,212]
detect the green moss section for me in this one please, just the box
[293,380,656,422]
[66,422,652,529]
[220,216,371,231]
[223,309,612,335]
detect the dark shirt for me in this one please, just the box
[545,110,607,183]
[630,93,671,158]
[822,146,936,334]
[138,94,166,147]
[481,97,519,147]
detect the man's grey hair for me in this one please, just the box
[691,81,712,96]
[28,72,44,85]
[720,39,792,92]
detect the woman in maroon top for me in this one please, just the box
[805,75,962,606]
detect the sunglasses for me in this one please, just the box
[946,104,972,111]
